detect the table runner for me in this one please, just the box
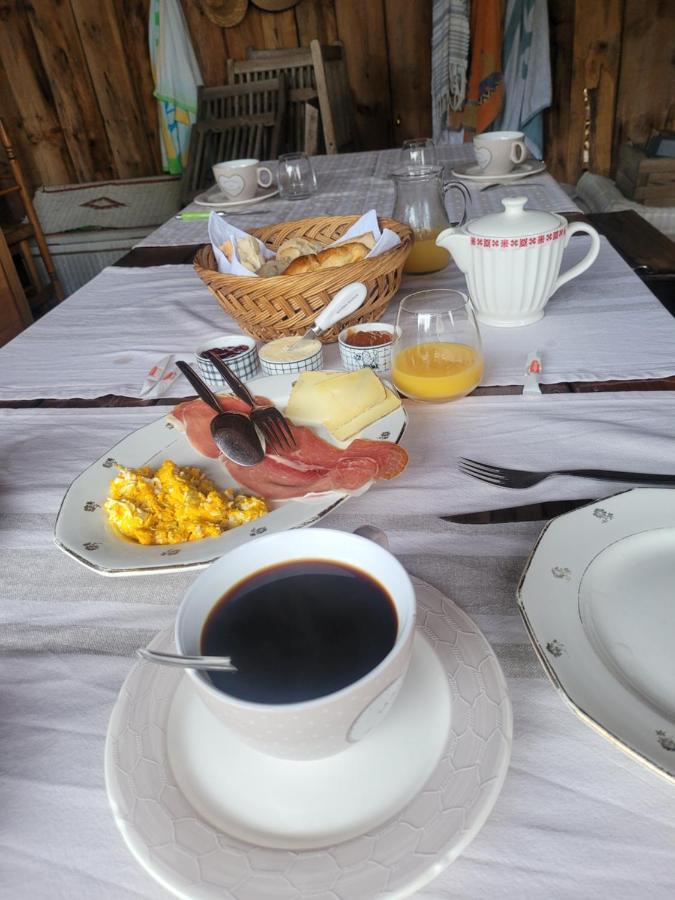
[2,399,674,898]
[1,235,674,400]
[138,147,578,248]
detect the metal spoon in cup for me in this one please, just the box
[137,525,389,672]
[175,360,264,466]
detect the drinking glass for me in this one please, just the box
[277,152,318,199]
[400,138,437,167]
[392,289,483,402]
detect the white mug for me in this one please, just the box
[175,528,416,760]
[473,131,527,176]
[212,158,274,201]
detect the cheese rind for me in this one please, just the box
[285,369,401,441]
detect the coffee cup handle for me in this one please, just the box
[552,222,601,295]
[510,141,527,165]
[257,166,274,189]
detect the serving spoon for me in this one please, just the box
[175,360,264,466]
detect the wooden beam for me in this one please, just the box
[294,0,339,47]
[568,0,623,179]
[25,0,115,183]
[70,0,157,177]
[119,0,163,173]
[180,0,229,85]
[0,1,74,186]
[383,0,432,145]
[333,0,392,150]
[613,0,675,172]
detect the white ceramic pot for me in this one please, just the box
[436,197,601,327]
[175,529,416,760]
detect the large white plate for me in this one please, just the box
[518,489,675,782]
[450,158,546,183]
[54,374,407,576]
[105,577,512,899]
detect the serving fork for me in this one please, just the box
[458,457,675,489]
[206,351,297,452]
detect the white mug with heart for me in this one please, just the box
[212,158,274,202]
[473,131,527,176]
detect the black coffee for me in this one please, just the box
[201,560,398,704]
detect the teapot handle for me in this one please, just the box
[443,180,471,227]
[552,222,601,295]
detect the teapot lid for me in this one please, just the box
[466,197,561,238]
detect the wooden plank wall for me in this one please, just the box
[0,0,431,193]
[545,0,675,184]
[0,0,672,192]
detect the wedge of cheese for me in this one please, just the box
[285,369,401,442]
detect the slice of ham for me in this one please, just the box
[168,396,407,499]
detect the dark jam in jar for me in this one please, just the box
[199,345,250,360]
[344,329,393,348]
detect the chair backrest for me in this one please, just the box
[229,50,317,155]
[231,42,356,155]
[0,117,64,304]
[309,41,356,155]
[182,75,286,204]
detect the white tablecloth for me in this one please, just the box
[139,147,578,248]
[1,235,674,400]
[2,397,675,898]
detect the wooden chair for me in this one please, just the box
[0,226,32,347]
[0,118,64,307]
[182,75,286,204]
[229,41,356,156]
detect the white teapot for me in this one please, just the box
[436,197,600,327]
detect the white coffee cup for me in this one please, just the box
[473,131,527,176]
[212,158,274,201]
[175,528,416,760]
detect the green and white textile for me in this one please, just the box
[148,0,203,175]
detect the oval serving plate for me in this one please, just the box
[54,373,407,576]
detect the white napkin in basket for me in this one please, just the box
[208,209,401,276]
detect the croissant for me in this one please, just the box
[282,241,368,276]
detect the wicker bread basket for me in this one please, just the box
[193,215,413,343]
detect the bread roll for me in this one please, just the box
[257,257,292,278]
[275,236,323,262]
[282,241,368,276]
[339,231,376,251]
[219,235,265,273]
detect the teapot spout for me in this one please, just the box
[435,227,470,273]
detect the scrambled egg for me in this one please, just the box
[103,460,267,545]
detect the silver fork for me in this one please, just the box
[206,351,297,453]
[458,457,675,489]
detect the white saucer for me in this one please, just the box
[105,577,512,899]
[451,158,546,183]
[194,184,279,208]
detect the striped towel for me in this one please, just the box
[432,0,471,142]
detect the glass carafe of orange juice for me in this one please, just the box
[391,166,470,275]
[392,289,484,402]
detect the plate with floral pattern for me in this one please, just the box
[518,489,675,782]
[54,374,407,576]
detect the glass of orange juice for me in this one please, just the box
[392,290,484,402]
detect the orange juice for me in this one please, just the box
[392,341,483,401]
[404,229,450,274]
